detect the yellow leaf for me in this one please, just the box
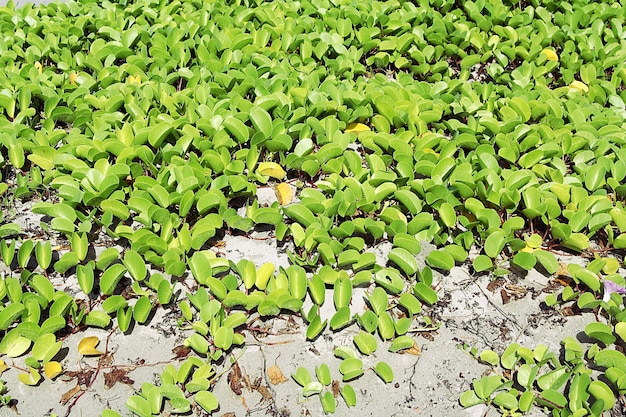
[268,365,288,385]
[34,61,43,74]
[344,122,370,134]
[520,245,534,253]
[275,182,293,205]
[257,162,286,180]
[541,48,558,61]
[569,80,589,93]
[44,361,63,379]
[127,75,141,86]
[69,72,78,86]
[78,336,104,356]
[0,359,7,376]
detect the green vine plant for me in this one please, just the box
[0,0,624,415]
[460,264,626,416]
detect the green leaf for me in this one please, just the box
[492,392,518,410]
[133,296,152,324]
[413,282,438,305]
[0,329,32,357]
[398,293,421,316]
[333,277,352,310]
[102,295,128,314]
[479,350,499,366]
[0,303,25,330]
[459,390,482,407]
[249,106,273,139]
[533,249,559,275]
[100,263,127,295]
[425,250,454,271]
[512,251,536,271]
[306,314,326,340]
[315,363,331,386]
[320,391,335,413]
[438,202,456,227]
[587,380,614,411]
[195,391,219,413]
[374,361,394,383]
[330,306,352,331]
[585,322,616,345]
[126,395,152,417]
[54,251,80,274]
[341,383,357,407]
[366,287,388,316]
[76,263,95,294]
[29,274,54,303]
[84,311,111,328]
[214,326,234,351]
[17,239,34,268]
[31,333,62,364]
[339,358,363,381]
[292,367,311,387]
[388,247,418,276]
[484,230,507,258]
[283,204,316,227]
[123,250,147,281]
[473,255,493,272]
[302,381,323,396]
[148,122,174,148]
[35,241,52,270]
[353,331,377,355]
[389,335,415,353]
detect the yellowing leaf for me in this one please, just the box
[127,75,141,86]
[78,336,104,356]
[69,72,78,86]
[44,361,63,379]
[344,123,370,134]
[569,81,589,93]
[275,183,293,205]
[34,61,43,74]
[268,365,288,385]
[541,48,558,61]
[422,148,439,158]
[18,367,41,386]
[0,359,7,376]
[258,162,286,179]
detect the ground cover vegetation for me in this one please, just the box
[0,0,625,415]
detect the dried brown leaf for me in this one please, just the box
[487,278,503,292]
[267,365,287,385]
[251,376,262,390]
[76,370,94,387]
[228,362,243,395]
[172,345,191,359]
[104,368,134,389]
[60,384,81,405]
[331,380,340,397]
[500,289,511,305]
[257,385,273,400]
[405,341,422,356]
